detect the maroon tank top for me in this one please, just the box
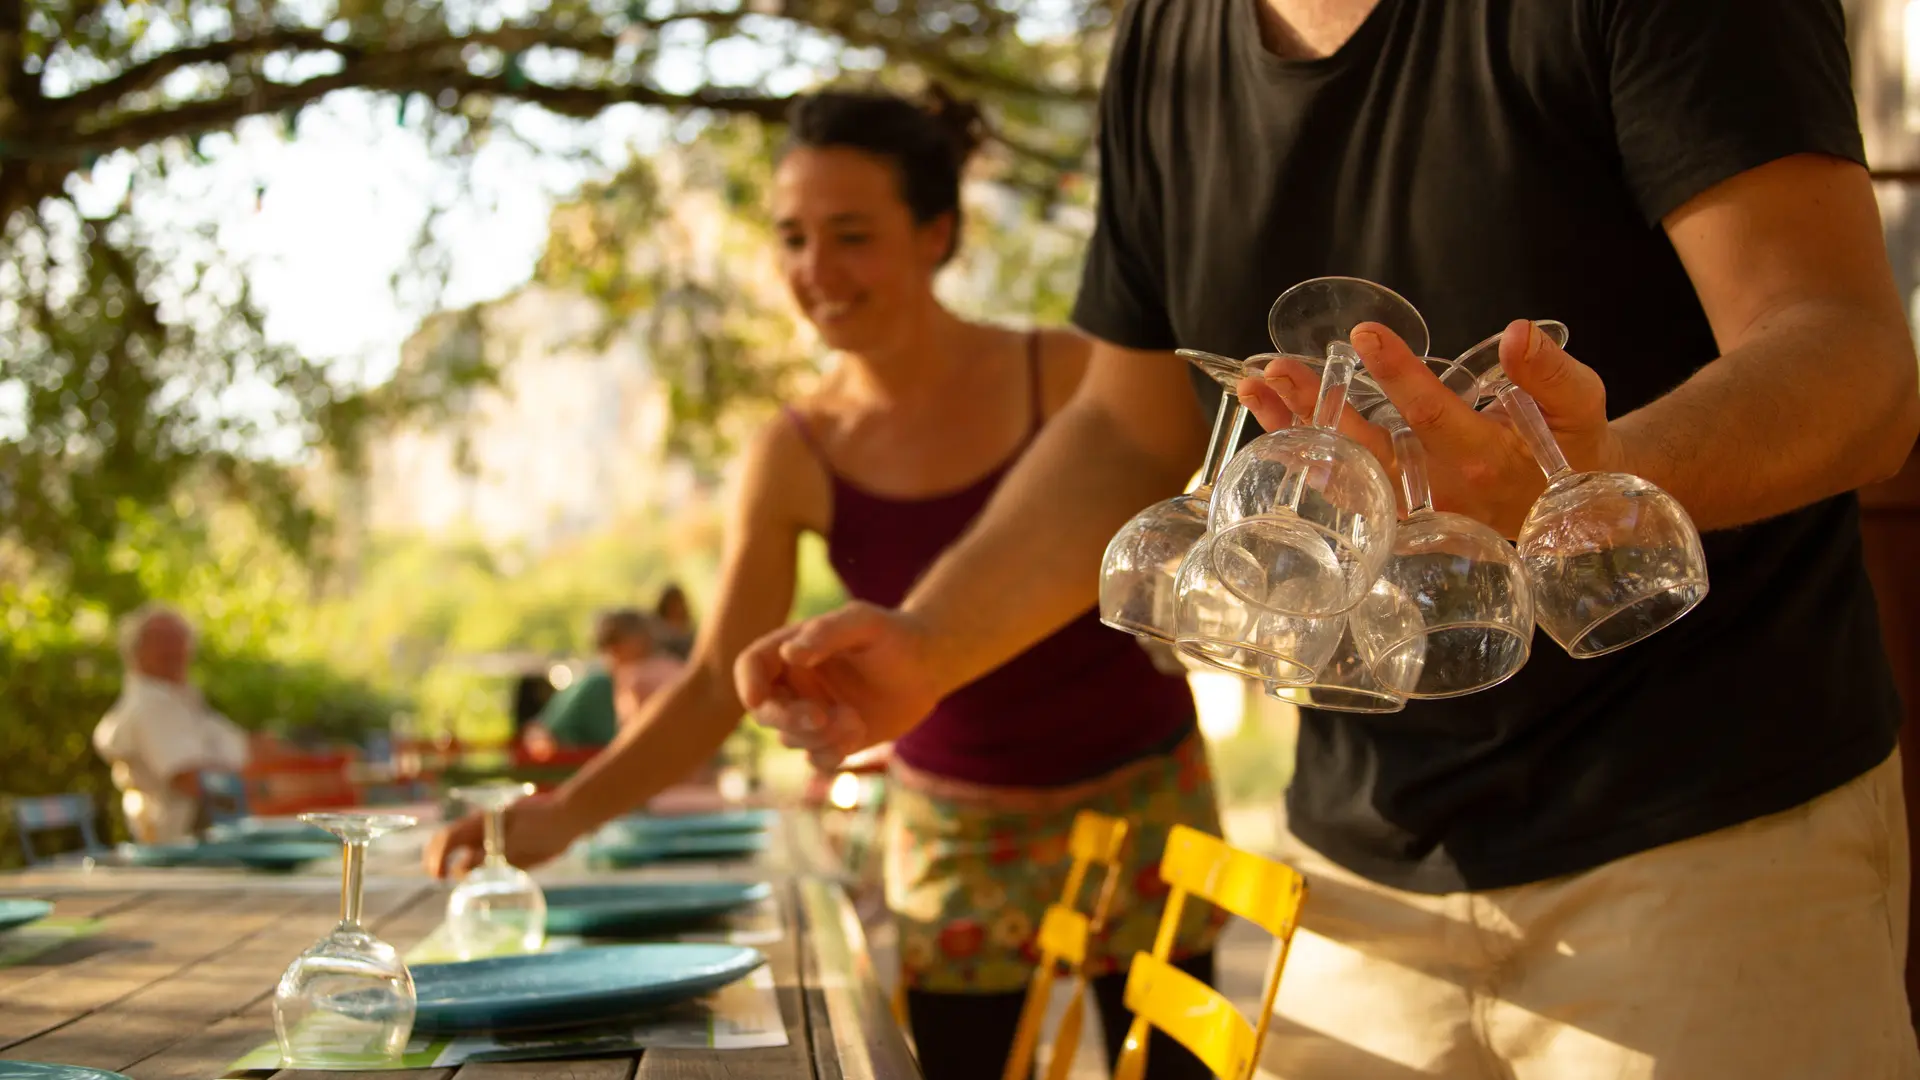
[785,334,1198,788]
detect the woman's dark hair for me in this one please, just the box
[782,85,986,264]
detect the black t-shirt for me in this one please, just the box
[1071,0,1904,893]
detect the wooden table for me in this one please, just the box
[0,814,918,1079]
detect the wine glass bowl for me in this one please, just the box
[1209,420,1398,617]
[445,782,548,961]
[1172,540,1343,684]
[1266,618,1411,714]
[1100,494,1211,643]
[1098,349,1262,643]
[1351,510,1533,697]
[274,812,418,1067]
[1520,471,1708,657]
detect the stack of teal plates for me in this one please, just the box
[586,809,773,868]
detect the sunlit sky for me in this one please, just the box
[60,25,844,396]
[51,5,1083,397]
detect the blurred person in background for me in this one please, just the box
[94,604,259,843]
[428,86,1220,1080]
[524,608,685,754]
[653,583,696,661]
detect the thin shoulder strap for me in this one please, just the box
[781,405,831,470]
[1026,330,1044,436]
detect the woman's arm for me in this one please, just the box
[426,415,829,875]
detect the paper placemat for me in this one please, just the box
[0,916,106,969]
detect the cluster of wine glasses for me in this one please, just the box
[1100,277,1710,713]
[271,782,548,1066]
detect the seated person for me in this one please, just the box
[525,609,684,752]
[93,604,255,844]
[652,583,696,660]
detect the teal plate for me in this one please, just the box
[409,943,765,1033]
[587,830,769,868]
[543,881,773,937]
[121,839,337,872]
[609,809,774,839]
[0,899,53,934]
[0,1066,134,1080]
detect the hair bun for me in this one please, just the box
[922,82,986,165]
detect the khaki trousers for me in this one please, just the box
[1263,751,1919,1079]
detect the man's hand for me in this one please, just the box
[733,602,945,771]
[1236,319,1627,537]
[423,792,580,879]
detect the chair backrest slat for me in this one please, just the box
[1122,953,1258,1080]
[1113,824,1309,1080]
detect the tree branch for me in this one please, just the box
[51,28,354,121]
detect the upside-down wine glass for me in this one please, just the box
[445,782,548,961]
[1454,322,1709,657]
[1208,277,1424,617]
[1347,368,1535,698]
[1099,354,1254,643]
[1166,352,1344,684]
[273,811,418,1067]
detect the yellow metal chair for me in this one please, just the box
[1112,824,1307,1080]
[998,809,1134,1080]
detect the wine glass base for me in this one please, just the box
[1555,581,1709,659]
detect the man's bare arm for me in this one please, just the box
[1617,154,1920,528]
[901,342,1211,694]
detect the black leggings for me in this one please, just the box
[904,950,1218,1080]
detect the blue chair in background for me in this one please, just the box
[8,794,106,865]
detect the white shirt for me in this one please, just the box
[93,675,250,844]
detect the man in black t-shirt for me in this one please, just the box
[739,0,1920,1073]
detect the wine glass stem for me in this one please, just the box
[339,839,366,930]
[1496,383,1572,480]
[1194,392,1236,490]
[1282,341,1359,512]
[483,807,506,868]
[1386,419,1433,516]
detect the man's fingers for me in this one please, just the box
[1240,355,1396,467]
[1497,319,1608,428]
[1235,375,1294,435]
[1352,322,1492,459]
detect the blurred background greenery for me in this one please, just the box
[0,0,1297,864]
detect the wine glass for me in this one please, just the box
[1208,277,1423,617]
[1099,351,1255,643]
[445,781,548,960]
[1172,535,1344,684]
[1454,323,1709,657]
[1266,618,1410,714]
[1123,350,1343,683]
[1347,377,1534,698]
[274,811,418,1067]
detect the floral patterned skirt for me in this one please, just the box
[883,730,1228,995]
